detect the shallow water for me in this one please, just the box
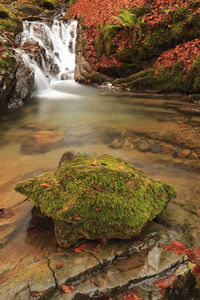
[0,81,200,286]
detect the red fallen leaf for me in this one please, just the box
[115,164,124,170]
[61,285,75,293]
[72,214,81,220]
[92,243,102,251]
[160,288,167,296]
[192,264,200,274]
[155,275,177,289]
[162,240,188,255]
[92,160,99,166]
[162,244,171,251]
[123,290,143,300]
[91,279,100,287]
[73,242,89,253]
[55,262,63,269]
[40,183,50,188]
[179,123,188,128]
[186,247,200,264]
[92,184,100,191]
[193,247,200,259]
[30,291,44,297]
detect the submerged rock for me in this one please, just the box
[15,153,176,247]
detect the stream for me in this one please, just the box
[0,17,200,300]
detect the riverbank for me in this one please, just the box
[68,0,200,99]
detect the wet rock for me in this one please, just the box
[21,130,64,154]
[150,143,163,154]
[138,142,150,152]
[0,259,56,300]
[188,151,199,160]
[74,24,111,85]
[61,73,69,80]
[0,53,34,114]
[178,149,192,159]
[0,200,32,247]
[174,147,182,157]
[68,40,73,52]
[110,138,123,149]
[15,153,176,248]
[51,223,193,300]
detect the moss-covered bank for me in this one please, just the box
[69,0,200,97]
[15,152,176,247]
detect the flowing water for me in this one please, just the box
[0,18,200,295]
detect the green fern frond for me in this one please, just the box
[171,22,184,39]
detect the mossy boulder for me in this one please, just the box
[15,153,176,247]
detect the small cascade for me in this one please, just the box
[17,19,77,91]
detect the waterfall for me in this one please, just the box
[17,19,77,91]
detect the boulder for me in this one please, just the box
[15,153,176,248]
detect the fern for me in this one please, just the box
[171,22,184,39]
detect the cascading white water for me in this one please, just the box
[17,19,77,91]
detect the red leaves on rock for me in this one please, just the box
[92,243,102,251]
[153,39,200,73]
[91,279,100,287]
[162,240,188,255]
[186,247,200,264]
[40,183,50,188]
[30,291,44,297]
[155,275,178,289]
[155,275,178,297]
[73,242,89,253]
[193,264,200,274]
[162,242,200,276]
[61,285,75,293]
[122,290,143,300]
[55,262,63,269]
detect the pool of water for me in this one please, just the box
[0,81,199,286]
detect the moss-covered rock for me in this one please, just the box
[15,152,176,247]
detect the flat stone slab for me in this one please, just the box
[0,221,192,300]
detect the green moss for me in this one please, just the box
[130,5,151,17]
[0,4,14,19]
[0,18,18,32]
[94,38,104,60]
[117,47,134,63]
[15,153,176,244]
[98,22,119,58]
[42,0,58,9]
[115,58,200,94]
[0,51,15,70]
[89,72,110,84]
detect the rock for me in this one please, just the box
[0,53,34,114]
[150,143,163,153]
[188,151,199,160]
[21,130,64,154]
[138,141,150,152]
[61,73,68,80]
[178,149,192,159]
[15,153,176,248]
[110,138,123,149]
